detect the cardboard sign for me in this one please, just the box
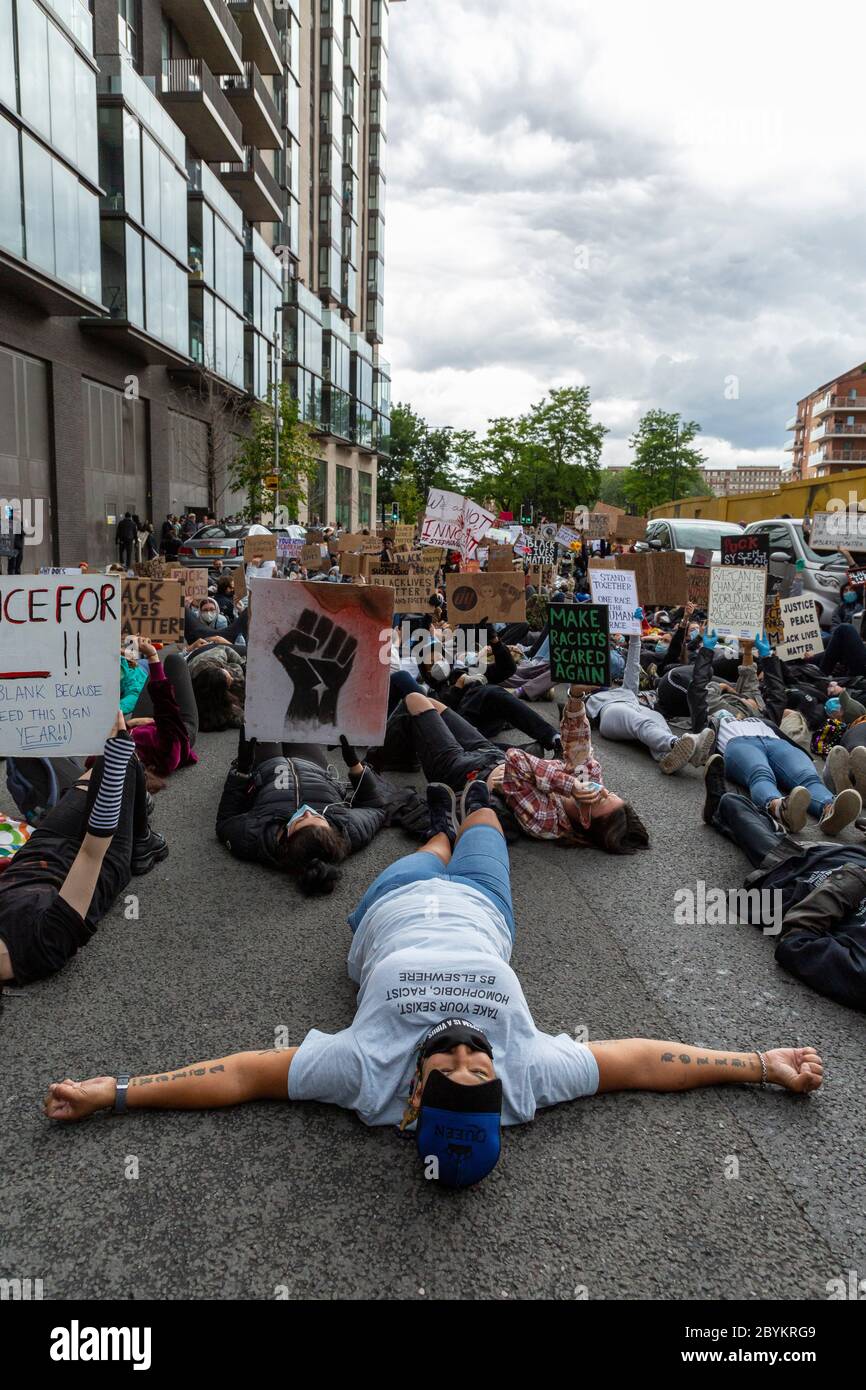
[243,533,277,564]
[370,568,434,611]
[810,511,866,552]
[419,488,496,559]
[721,533,770,569]
[0,577,121,755]
[184,568,208,604]
[301,544,328,571]
[233,564,247,602]
[487,545,515,570]
[528,540,558,565]
[341,551,372,581]
[686,566,711,610]
[707,565,767,640]
[588,568,640,635]
[121,579,183,641]
[245,581,394,743]
[548,602,610,687]
[691,547,713,569]
[589,551,687,606]
[777,595,824,662]
[555,526,582,549]
[445,573,526,626]
[847,568,866,587]
[578,512,610,539]
[765,593,785,650]
[336,533,381,554]
[611,515,647,542]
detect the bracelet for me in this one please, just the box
[755,1051,767,1086]
[113,1075,131,1115]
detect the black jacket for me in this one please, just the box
[215,756,391,868]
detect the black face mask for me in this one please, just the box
[418,1020,494,1064]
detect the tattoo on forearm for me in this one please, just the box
[131,1064,225,1088]
[659,1052,753,1071]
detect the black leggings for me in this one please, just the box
[132,652,199,745]
[819,623,866,677]
[235,726,329,773]
[410,707,503,792]
[656,664,693,718]
[458,683,557,747]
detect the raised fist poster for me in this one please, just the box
[245,581,394,743]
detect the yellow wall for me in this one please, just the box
[648,467,866,523]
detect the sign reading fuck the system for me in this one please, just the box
[0,576,120,755]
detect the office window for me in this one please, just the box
[0,0,16,110]
[336,465,352,528]
[123,111,141,222]
[117,0,138,66]
[48,20,76,165]
[125,222,143,325]
[17,0,50,137]
[142,132,159,238]
[0,114,22,256]
[52,157,80,288]
[22,134,54,273]
[144,236,163,341]
[358,470,371,527]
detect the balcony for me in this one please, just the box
[218,147,282,223]
[817,448,866,465]
[227,0,283,75]
[221,63,282,149]
[160,0,244,76]
[813,393,866,418]
[812,420,866,444]
[160,60,245,163]
[785,416,801,431]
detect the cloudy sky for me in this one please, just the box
[385,0,866,470]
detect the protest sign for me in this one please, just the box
[588,568,641,635]
[245,581,393,743]
[810,511,866,552]
[301,544,328,571]
[0,576,120,756]
[243,533,277,564]
[39,566,85,576]
[306,529,325,543]
[577,512,610,539]
[691,546,712,569]
[589,551,687,606]
[419,488,496,559]
[233,564,246,602]
[370,568,433,611]
[776,595,824,662]
[487,545,515,570]
[847,568,866,587]
[445,573,526,625]
[611,515,647,542]
[707,565,767,640]
[555,526,582,549]
[166,566,208,605]
[277,536,305,560]
[548,602,610,686]
[686,566,711,609]
[336,532,381,554]
[121,579,183,641]
[528,539,558,565]
[765,593,785,650]
[341,551,372,581]
[721,533,770,569]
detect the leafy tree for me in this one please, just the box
[624,410,706,513]
[228,383,319,520]
[521,387,606,515]
[392,465,424,523]
[596,468,631,509]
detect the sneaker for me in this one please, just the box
[689,727,716,768]
[825,744,852,795]
[426,783,458,845]
[659,733,696,774]
[702,753,727,824]
[774,786,810,833]
[849,745,866,796]
[131,829,169,876]
[459,777,491,821]
[819,788,862,836]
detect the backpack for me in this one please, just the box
[4,757,86,825]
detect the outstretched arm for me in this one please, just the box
[588,1040,823,1094]
[43,1048,299,1122]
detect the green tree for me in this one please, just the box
[392,465,424,523]
[521,387,606,517]
[379,403,461,506]
[596,467,632,509]
[624,410,706,513]
[228,383,319,520]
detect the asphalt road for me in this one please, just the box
[2,707,864,1302]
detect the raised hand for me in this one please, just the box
[273,608,358,726]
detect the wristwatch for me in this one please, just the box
[113,1075,131,1115]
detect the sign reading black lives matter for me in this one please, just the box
[529,539,558,565]
[548,602,610,686]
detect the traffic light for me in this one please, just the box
[391,504,400,523]
[521,500,533,526]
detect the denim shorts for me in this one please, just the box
[347,824,515,937]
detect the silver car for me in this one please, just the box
[742,518,850,625]
[177,525,294,569]
[637,517,744,565]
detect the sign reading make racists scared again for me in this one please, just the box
[548,602,610,686]
[245,580,394,744]
[0,576,120,755]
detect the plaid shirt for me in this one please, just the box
[503,694,605,840]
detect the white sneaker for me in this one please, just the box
[849,745,866,797]
[825,744,852,794]
[659,733,696,774]
[819,788,862,835]
[689,727,716,768]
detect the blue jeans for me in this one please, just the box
[724,734,832,818]
[347,825,515,937]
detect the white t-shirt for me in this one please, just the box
[288,881,599,1126]
[717,716,779,754]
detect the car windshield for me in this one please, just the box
[670,523,742,550]
[193,526,245,539]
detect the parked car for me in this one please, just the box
[177,524,304,569]
[742,518,852,625]
[636,517,744,565]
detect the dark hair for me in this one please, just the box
[191,666,244,731]
[273,821,349,894]
[584,802,649,855]
[216,575,234,593]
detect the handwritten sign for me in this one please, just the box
[588,568,640,635]
[776,595,824,662]
[847,568,866,587]
[691,547,712,569]
[301,544,328,571]
[336,533,381,554]
[121,579,183,641]
[487,545,515,570]
[555,526,582,550]
[577,512,610,539]
[611,515,647,542]
[445,573,526,625]
[548,602,610,686]
[707,565,767,640]
[528,539,558,565]
[277,536,305,560]
[589,551,687,606]
[0,576,120,755]
[370,568,434,611]
[419,488,496,559]
[721,533,770,568]
[810,511,866,551]
[243,533,277,564]
[686,566,711,609]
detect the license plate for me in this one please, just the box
[198,548,223,556]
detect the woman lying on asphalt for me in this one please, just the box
[0,715,166,993]
[44,785,822,1189]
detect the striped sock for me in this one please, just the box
[87,735,137,837]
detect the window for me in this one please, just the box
[17,0,50,136]
[117,0,138,66]
[144,236,163,340]
[52,157,80,288]
[125,222,143,324]
[0,0,14,110]
[0,114,22,256]
[48,20,75,165]
[336,464,352,529]
[358,470,371,527]
[22,134,54,273]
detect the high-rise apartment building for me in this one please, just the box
[785,362,866,482]
[0,0,397,564]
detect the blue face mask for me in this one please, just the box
[288,803,319,828]
[655,641,668,654]
[844,591,857,604]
